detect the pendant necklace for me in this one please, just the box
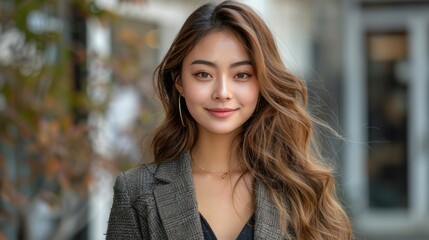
[192,156,229,179]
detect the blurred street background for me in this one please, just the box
[1,0,428,239]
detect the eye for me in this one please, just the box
[195,72,212,79]
[234,72,251,80]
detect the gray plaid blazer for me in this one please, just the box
[106,152,285,239]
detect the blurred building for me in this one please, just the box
[342,0,429,239]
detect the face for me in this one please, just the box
[177,30,259,136]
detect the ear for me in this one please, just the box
[173,73,184,95]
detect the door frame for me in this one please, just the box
[343,2,429,236]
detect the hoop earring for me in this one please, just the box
[178,95,185,127]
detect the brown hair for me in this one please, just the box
[151,1,352,239]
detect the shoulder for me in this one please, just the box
[113,153,191,201]
[113,163,157,196]
[120,163,158,186]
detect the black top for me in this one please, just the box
[200,213,255,240]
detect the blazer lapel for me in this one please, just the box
[254,181,286,240]
[153,152,204,240]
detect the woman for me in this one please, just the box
[106,1,352,239]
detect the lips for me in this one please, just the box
[206,108,238,118]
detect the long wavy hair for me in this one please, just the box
[150,1,352,239]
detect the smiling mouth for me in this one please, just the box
[206,108,238,118]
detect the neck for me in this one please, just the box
[191,132,240,171]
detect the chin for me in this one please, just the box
[199,125,242,136]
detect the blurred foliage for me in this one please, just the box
[0,0,155,238]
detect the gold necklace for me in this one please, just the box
[192,156,229,179]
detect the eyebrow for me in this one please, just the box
[190,59,252,68]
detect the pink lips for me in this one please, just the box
[206,108,237,118]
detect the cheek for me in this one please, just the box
[182,81,209,104]
[238,83,259,104]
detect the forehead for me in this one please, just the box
[183,30,250,63]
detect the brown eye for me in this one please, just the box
[235,72,251,79]
[195,72,212,79]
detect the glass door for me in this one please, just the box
[366,32,409,210]
[343,4,429,238]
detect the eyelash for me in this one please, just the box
[195,72,212,79]
[235,73,251,79]
[194,72,252,80]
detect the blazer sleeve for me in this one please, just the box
[106,172,143,239]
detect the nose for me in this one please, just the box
[213,75,232,101]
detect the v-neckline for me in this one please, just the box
[199,212,255,239]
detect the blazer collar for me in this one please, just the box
[152,152,285,239]
[254,180,286,239]
[153,152,204,239]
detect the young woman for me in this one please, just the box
[106,1,352,239]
